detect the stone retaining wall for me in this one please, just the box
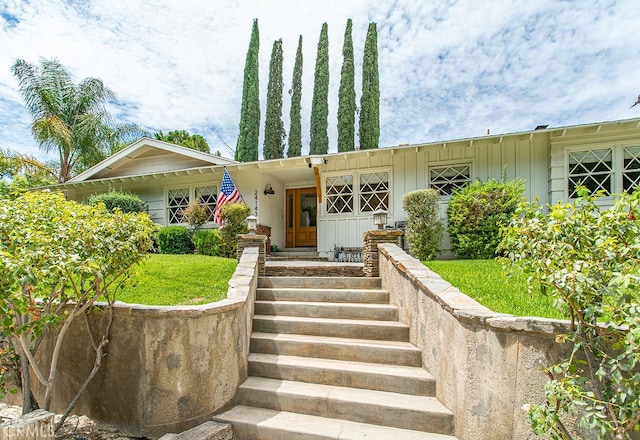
[30,247,261,438]
[378,243,572,440]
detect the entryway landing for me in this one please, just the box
[266,250,364,277]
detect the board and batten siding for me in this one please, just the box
[317,134,549,258]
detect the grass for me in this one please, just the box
[115,254,237,306]
[424,259,565,319]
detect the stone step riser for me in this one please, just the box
[237,382,454,434]
[248,356,435,396]
[253,316,409,341]
[256,288,388,303]
[258,277,381,289]
[214,406,457,440]
[254,301,398,321]
[250,335,422,366]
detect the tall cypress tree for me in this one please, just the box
[264,39,286,160]
[235,19,260,162]
[309,22,329,155]
[287,35,303,157]
[337,19,356,152]
[359,22,380,150]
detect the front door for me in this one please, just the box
[286,188,317,248]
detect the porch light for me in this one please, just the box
[245,215,258,235]
[264,184,275,195]
[373,209,388,230]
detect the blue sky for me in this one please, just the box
[1,0,639,161]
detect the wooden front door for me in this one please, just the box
[286,188,317,248]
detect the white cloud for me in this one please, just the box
[0,0,639,161]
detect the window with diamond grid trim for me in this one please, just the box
[326,175,354,214]
[168,188,189,224]
[429,164,471,196]
[195,186,217,222]
[623,146,640,193]
[568,149,613,198]
[360,172,389,212]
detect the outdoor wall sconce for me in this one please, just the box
[264,184,275,195]
[245,215,258,235]
[373,209,388,230]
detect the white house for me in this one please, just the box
[50,117,640,259]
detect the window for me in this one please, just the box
[568,149,613,198]
[167,188,189,224]
[326,175,353,214]
[167,185,217,225]
[195,186,217,222]
[623,146,640,192]
[429,164,471,196]
[360,172,389,212]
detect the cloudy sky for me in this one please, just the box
[1,0,639,161]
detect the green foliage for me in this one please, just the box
[288,35,303,158]
[193,229,223,256]
[181,200,210,230]
[236,19,260,162]
[117,254,235,305]
[263,39,286,160]
[447,177,525,259]
[402,189,444,260]
[89,190,147,213]
[157,225,194,254]
[154,130,210,153]
[337,19,356,153]
[0,190,155,409]
[359,22,380,150]
[0,148,56,196]
[219,203,250,257]
[500,188,640,439]
[11,58,146,182]
[310,22,329,155]
[425,260,563,318]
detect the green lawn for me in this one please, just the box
[424,259,565,319]
[115,254,237,306]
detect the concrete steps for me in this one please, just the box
[218,406,456,440]
[215,275,457,439]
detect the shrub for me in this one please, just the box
[182,201,210,230]
[402,189,444,260]
[89,190,147,213]
[447,177,525,259]
[219,203,250,257]
[500,188,640,439]
[193,229,223,256]
[157,225,194,254]
[0,190,155,418]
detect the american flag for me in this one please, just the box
[213,168,243,225]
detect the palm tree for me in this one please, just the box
[11,58,147,182]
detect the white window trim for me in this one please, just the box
[164,183,219,227]
[427,161,474,201]
[323,167,392,218]
[565,142,640,199]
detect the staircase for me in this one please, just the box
[214,275,458,440]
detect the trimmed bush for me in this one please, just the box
[157,225,194,254]
[402,189,444,260]
[89,190,147,213]
[447,177,525,259]
[219,203,251,257]
[182,201,210,230]
[193,229,223,256]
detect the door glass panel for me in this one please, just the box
[299,193,317,227]
[288,193,294,228]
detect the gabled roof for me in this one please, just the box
[69,137,236,182]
